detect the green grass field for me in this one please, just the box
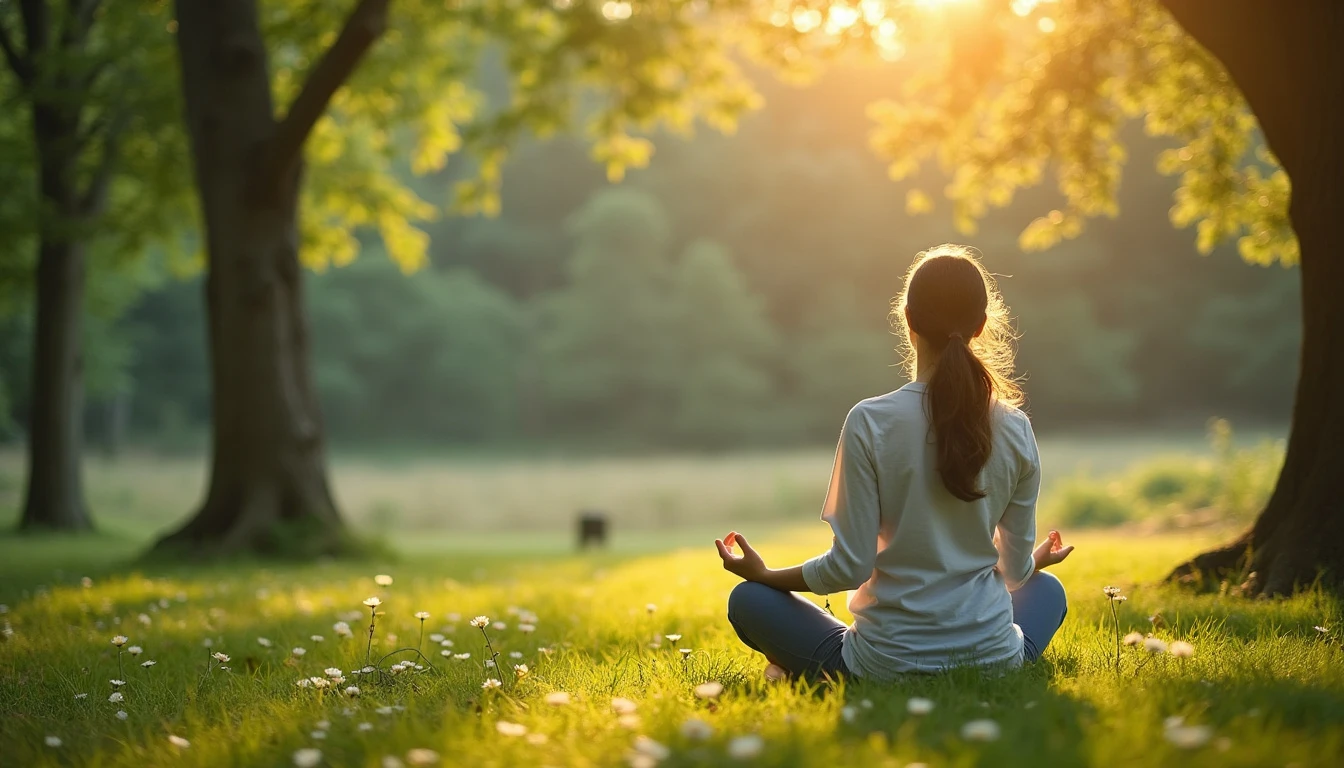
[2,524,1342,767]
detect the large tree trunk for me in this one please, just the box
[19,93,93,532]
[151,0,347,556]
[1163,0,1344,595]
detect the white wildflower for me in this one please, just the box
[665,634,682,642]
[680,648,694,659]
[634,736,671,760]
[514,664,529,678]
[907,697,934,715]
[694,681,724,699]
[496,721,528,737]
[358,722,374,732]
[292,647,307,657]
[212,652,230,663]
[452,653,470,661]
[646,604,657,614]
[1165,724,1214,749]
[74,693,88,700]
[519,623,536,634]
[334,622,352,638]
[45,736,62,747]
[470,616,490,628]
[168,735,190,749]
[116,710,128,720]
[482,679,502,690]
[405,748,439,766]
[257,637,273,648]
[311,635,324,643]
[960,719,1001,742]
[544,691,571,706]
[414,611,431,620]
[293,748,323,767]
[727,734,765,759]
[363,597,381,608]
[127,646,142,656]
[1169,641,1195,658]
[1123,631,1145,647]
[108,692,124,703]
[509,651,523,659]
[324,667,343,678]
[110,679,126,687]
[141,660,156,667]
[374,574,393,587]
[681,717,714,740]
[611,697,638,714]
[1144,637,1169,654]
[345,686,361,697]
[111,635,128,647]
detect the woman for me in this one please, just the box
[716,244,1072,680]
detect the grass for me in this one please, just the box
[2,526,1343,767]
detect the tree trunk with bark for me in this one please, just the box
[151,0,388,556]
[1163,0,1344,595]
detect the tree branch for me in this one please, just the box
[79,110,128,216]
[262,0,390,191]
[0,15,31,84]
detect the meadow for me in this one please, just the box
[5,427,1340,768]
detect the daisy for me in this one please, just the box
[168,735,190,749]
[325,667,343,678]
[482,679,502,690]
[45,736,62,747]
[430,633,445,643]
[694,681,724,699]
[470,616,490,628]
[960,719,1000,742]
[212,652,230,663]
[634,736,671,760]
[646,604,657,614]
[514,664,530,678]
[727,734,765,759]
[334,622,353,638]
[374,574,393,587]
[141,660,157,667]
[116,710,128,720]
[293,748,323,767]
[617,714,642,729]
[544,691,571,706]
[345,686,361,697]
[257,637,273,648]
[519,624,536,634]
[526,733,548,745]
[665,634,682,642]
[111,635,128,647]
[680,648,694,659]
[110,679,126,687]
[492,622,507,631]
[127,646,143,656]
[363,597,382,608]
[311,635,325,643]
[907,697,934,715]
[611,697,638,714]
[496,721,528,737]
[292,647,307,657]
[509,651,523,659]
[358,722,374,732]
[405,749,439,766]
[681,717,714,740]
[108,692,124,703]
[453,653,471,661]
[439,639,453,647]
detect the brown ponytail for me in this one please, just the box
[893,246,1022,502]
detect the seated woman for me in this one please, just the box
[716,244,1072,680]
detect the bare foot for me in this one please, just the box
[764,663,787,681]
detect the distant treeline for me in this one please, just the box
[0,67,1299,451]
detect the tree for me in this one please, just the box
[0,1,188,531]
[156,0,763,554]
[842,0,1331,594]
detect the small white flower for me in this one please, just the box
[363,597,381,609]
[168,734,190,749]
[514,664,529,678]
[634,736,671,760]
[414,611,431,620]
[111,635,128,647]
[680,648,694,659]
[137,613,151,626]
[334,622,353,638]
[1314,625,1330,634]
[311,635,324,643]
[375,706,394,715]
[841,705,858,723]
[116,710,128,720]
[358,722,374,732]
[1122,632,1145,647]
[345,686,361,697]
[519,623,536,634]
[312,677,331,689]
[1144,637,1169,654]
[441,650,452,657]
[296,678,312,688]
[1103,586,1122,598]
[646,604,657,614]
[45,736,62,747]
[727,734,765,759]
[257,637,273,648]
[110,679,126,687]
[292,647,307,657]
[860,699,873,709]
[453,653,470,661]
[294,748,323,767]
[509,651,523,659]
[617,713,642,729]
[74,693,88,700]
[1169,641,1195,658]
[907,697,934,715]
[694,681,724,699]
[127,646,143,656]
[482,679,502,690]
[496,721,528,737]
[311,731,327,740]
[381,757,404,768]
[470,615,490,628]
[611,697,638,714]
[324,667,343,678]
[405,748,439,766]
[544,691,571,706]
[960,719,1000,742]
[202,638,213,648]
[681,717,714,740]
[212,652,230,663]
[374,574,393,587]
[1165,724,1214,749]
[492,621,508,631]
[108,692,124,703]
[141,660,157,667]
[484,660,496,668]
[665,634,682,642]
[526,733,548,745]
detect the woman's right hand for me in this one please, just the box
[1033,530,1074,571]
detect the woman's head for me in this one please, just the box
[892,245,1022,501]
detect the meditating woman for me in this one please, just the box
[716,244,1072,680]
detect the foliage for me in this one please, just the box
[863,0,1298,266]
[1,527,1342,767]
[1042,420,1283,530]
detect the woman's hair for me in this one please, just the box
[892,245,1022,502]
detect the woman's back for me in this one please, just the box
[801,382,1040,677]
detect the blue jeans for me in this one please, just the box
[726,570,1068,679]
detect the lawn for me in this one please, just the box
[2,525,1342,768]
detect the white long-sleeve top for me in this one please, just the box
[800,382,1040,679]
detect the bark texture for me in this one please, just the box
[1163,0,1344,595]
[151,0,387,556]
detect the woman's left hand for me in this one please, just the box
[716,531,767,581]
